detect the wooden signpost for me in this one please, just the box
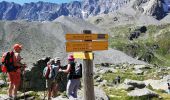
[66,41,108,52]
[73,52,93,60]
[65,30,108,100]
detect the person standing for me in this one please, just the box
[52,57,62,97]
[8,44,26,100]
[45,59,60,100]
[59,54,80,99]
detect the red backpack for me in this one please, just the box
[1,51,16,72]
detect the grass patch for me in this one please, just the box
[109,24,170,66]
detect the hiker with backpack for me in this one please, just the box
[43,58,60,100]
[59,54,81,99]
[52,57,62,97]
[1,44,26,100]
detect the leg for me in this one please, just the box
[13,72,21,98]
[13,83,20,99]
[53,83,59,97]
[8,82,14,97]
[47,80,52,100]
[66,80,75,98]
[72,79,80,98]
[48,89,52,100]
[52,83,57,97]
[7,72,14,97]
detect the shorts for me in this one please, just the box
[8,71,21,85]
[47,79,57,90]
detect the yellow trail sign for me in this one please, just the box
[65,34,108,40]
[66,41,108,52]
[73,52,93,59]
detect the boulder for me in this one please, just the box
[132,70,144,75]
[124,79,146,89]
[128,88,158,98]
[134,65,151,70]
[117,83,135,91]
[98,68,117,74]
[0,80,5,87]
[21,57,68,92]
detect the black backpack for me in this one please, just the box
[67,63,82,79]
[1,51,16,72]
[75,63,82,78]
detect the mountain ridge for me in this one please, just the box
[1,0,169,21]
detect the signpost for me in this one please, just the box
[66,34,108,40]
[65,30,108,100]
[66,41,108,52]
[73,52,93,60]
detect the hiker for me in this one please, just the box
[167,83,170,94]
[116,76,121,84]
[45,59,60,100]
[7,44,26,99]
[59,54,80,99]
[52,57,62,97]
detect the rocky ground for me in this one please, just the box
[0,0,170,99]
[1,63,170,100]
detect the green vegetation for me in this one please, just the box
[98,65,170,100]
[109,24,170,66]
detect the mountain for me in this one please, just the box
[0,0,169,21]
[0,18,146,68]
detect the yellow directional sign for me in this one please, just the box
[65,34,108,40]
[73,52,93,59]
[66,41,108,52]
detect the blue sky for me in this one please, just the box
[0,0,82,4]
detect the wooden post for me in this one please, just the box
[82,30,95,100]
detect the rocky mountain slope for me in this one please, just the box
[0,0,169,21]
[0,17,146,68]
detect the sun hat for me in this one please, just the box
[68,54,75,61]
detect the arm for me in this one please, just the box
[13,53,26,67]
[61,64,71,73]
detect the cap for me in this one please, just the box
[13,44,22,50]
[68,54,75,61]
[54,57,60,61]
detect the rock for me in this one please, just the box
[144,79,166,90]
[128,88,158,98]
[117,83,135,91]
[0,80,5,87]
[132,70,144,75]
[52,87,109,100]
[163,75,170,81]
[132,0,166,20]
[19,91,34,99]
[99,80,107,87]
[134,65,151,70]
[22,57,67,91]
[96,77,103,83]
[0,94,9,99]
[98,68,117,74]
[124,79,146,89]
